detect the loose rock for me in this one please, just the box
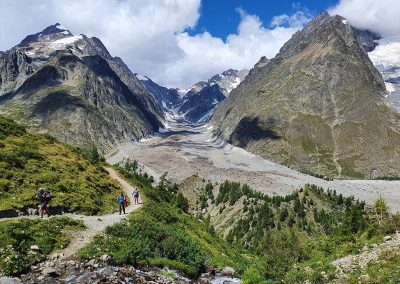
[41,267,60,277]
[220,267,235,277]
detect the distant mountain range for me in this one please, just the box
[1,15,399,179]
[139,68,249,123]
[0,23,163,152]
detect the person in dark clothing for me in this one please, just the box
[33,188,52,218]
[118,192,126,215]
[132,189,140,205]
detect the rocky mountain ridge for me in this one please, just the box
[211,12,400,178]
[0,24,163,152]
[139,68,248,124]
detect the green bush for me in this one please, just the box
[0,217,84,276]
[80,166,250,278]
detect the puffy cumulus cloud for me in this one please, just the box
[329,0,400,37]
[0,0,200,87]
[0,0,311,88]
[167,10,311,87]
[271,10,312,28]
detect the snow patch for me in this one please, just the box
[177,88,190,99]
[158,127,169,133]
[62,31,70,35]
[49,35,82,49]
[341,20,348,25]
[386,82,396,94]
[136,74,148,81]
[227,77,241,93]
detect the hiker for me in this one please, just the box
[133,188,140,205]
[118,191,126,215]
[33,188,52,218]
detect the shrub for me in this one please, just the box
[0,217,84,276]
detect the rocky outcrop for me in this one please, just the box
[18,256,179,284]
[332,232,400,282]
[212,12,400,178]
[179,84,226,123]
[0,24,163,152]
[139,76,181,112]
[16,255,239,284]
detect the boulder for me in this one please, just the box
[42,267,60,277]
[99,254,113,264]
[384,235,392,242]
[86,259,97,267]
[220,267,235,276]
[30,245,39,251]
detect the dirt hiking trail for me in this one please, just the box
[0,167,142,259]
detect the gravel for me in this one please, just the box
[107,121,400,213]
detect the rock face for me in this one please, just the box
[179,84,226,123]
[138,75,181,113]
[0,24,163,152]
[353,28,381,52]
[212,12,400,178]
[140,69,248,124]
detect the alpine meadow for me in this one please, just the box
[1,1,400,283]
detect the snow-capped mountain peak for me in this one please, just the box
[206,68,249,96]
[137,68,249,125]
[19,23,73,47]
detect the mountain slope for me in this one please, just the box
[0,24,163,152]
[140,69,248,124]
[138,75,182,118]
[178,176,400,282]
[0,116,122,215]
[211,12,400,178]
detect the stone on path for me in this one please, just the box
[0,278,23,284]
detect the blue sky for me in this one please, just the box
[191,0,339,39]
[0,0,398,87]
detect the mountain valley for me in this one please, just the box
[1,7,400,284]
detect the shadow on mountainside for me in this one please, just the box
[229,116,281,148]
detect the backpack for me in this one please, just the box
[43,191,52,201]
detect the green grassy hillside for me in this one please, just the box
[0,116,121,215]
[80,162,255,278]
[180,177,400,282]
[0,217,84,276]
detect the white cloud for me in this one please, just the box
[329,0,400,37]
[167,10,309,87]
[271,10,311,28]
[0,0,311,88]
